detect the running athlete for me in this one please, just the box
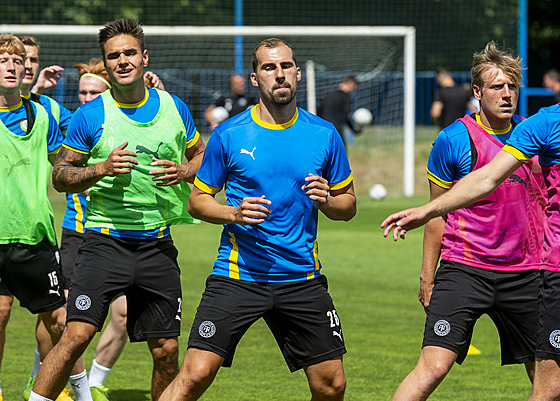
[28,19,205,401]
[159,38,356,401]
[391,42,545,401]
[17,35,84,401]
[0,34,91,401]
[381,51,560,401]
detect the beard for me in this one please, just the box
[261,81,297,106]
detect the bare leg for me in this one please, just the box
[525,361,536,384]
[94,295,127,369]
[304,355,346,401]
[32,319,96,399]
[158,348,224,401]
[392,346,457,401]
[0,295,13,378]
[147,337,179,401]
[528,358,560,400]
[35,316,54,361]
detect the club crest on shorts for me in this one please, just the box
[75,295,92,311]
[199,321,216,338]
[434,319,451,336]
[549,330,560,348]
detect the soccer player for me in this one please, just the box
[204,73,256,130]
[16,35,83,401]
[380,49,560,401]
[389,42,545,401]
[28,18,205,401]
[0,34,91,401]
[158,37,356,401]
[70,58,167,401]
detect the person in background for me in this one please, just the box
[431,66,476,129]
[204,74,256,130]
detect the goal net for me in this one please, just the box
[2,25,415,197]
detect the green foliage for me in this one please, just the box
[1,196,532,400]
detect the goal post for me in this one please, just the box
[1,24,416,197]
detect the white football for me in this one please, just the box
[353,108,373,126]
[211,106,229,124]
[368,184,387,200]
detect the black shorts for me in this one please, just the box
[60,228,84,289]
[188,275,346,372]
[536,270,560,360]
[0,280,12,296]
[66,231,182,342]
[423,261,539,365]
[0,238,66,314]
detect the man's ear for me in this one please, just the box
[473,84,482,101]
[250,72,259,88]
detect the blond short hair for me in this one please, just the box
[0,35,26,60]
[471,41,522,89]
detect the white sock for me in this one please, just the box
[31,348,41,377]
[69,370,93,401]
[28,391,53,401]
[88,359,112,387]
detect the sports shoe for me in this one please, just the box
[90,385,110,401]
[22,375,36,401]
[55,388,74,401]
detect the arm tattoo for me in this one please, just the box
[52,147,102,193]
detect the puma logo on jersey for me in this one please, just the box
[136,142,163,159]
[508,174,527,188]
[240,147,256,160]
[5,155,30,177]
[49,286,60,297]
[332,330,343,341]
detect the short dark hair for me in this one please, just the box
[341,75,358,85]
[17,35,39,50]
[251,38,296,72]
[544,69,560,83]
[98,19,145,56]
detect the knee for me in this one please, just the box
[313,373,346,400]
[417,357,452,384]
[181,359,219,391]
[0,297,13,324]
[58,323,97,354]
[151,339,179,368]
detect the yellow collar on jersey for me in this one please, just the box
[251,105,298,130]
[113,87,149,109]
[0,99,23,112]
[475,113,511,136]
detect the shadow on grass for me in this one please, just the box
[106,389,151,400]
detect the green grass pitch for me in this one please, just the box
[1,196,532,400]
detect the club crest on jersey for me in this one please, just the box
[75,295,92,311]
[549,330,560,348]
[20,119,28,132]
[199,320,216,338]
[434,319,451,336]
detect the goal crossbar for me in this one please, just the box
[0,24,416,196]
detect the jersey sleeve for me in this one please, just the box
[193,131,227,194]
[171,94,200,148]
[46,110,64,154]
[57,103,73,133]
[426,126,471,188]
[324,128,353,190]
[506,111,548,161]
[62,106,98,154]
